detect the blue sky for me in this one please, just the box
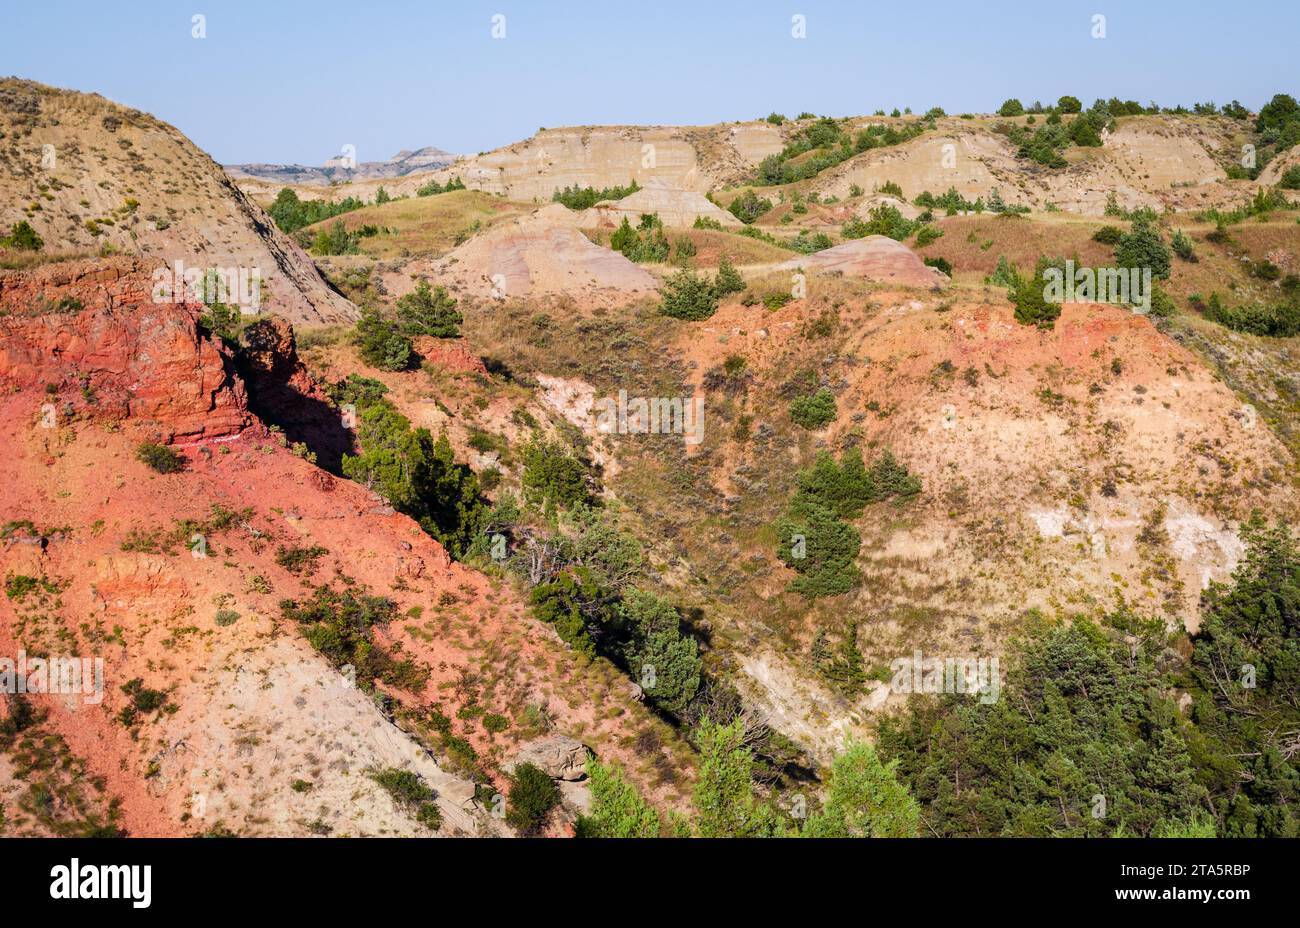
[2,0,1296,165]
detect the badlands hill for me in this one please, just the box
[0,258,690,836]
[413,205,659,305]
[242,110,1268,219]
[0,78,354,325]
[4,79,1300,838]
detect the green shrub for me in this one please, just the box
[794,448,920,519]
[2,220,43,251]
[415,176,466,197]
[395,280,462,337]
[727,189,773,224]
[1091,225,1124,245]
[4,573,51,602]
[1197,292,1300,337]
[268,188,365,233]
[214,609,240,627]
[506,762,561,835]
[789,388,836,429]
[914,224,943,247]
[924,256,952,276]
[763,291,793,310]
[659,269,719,320]
[354,307,413,371]
[609,214,670,262]
[529,569,601,656]
[914,187,984,214]
[521,439,592,508]
[691,719,781,837]
[552,180,639,210]
[283,586,427,690]
[371,767,441,831]
[121,678,166,714]
[1279,166,1300,190]
[816,621,869,696]
[713,255,745,296]
[576,758,660,837]
[1007,258,1063,329]
[310,220,361,256]
[618,590,701,714]
[842,204,917,241]
[337,390,484,557]
[998,99,1025,117]
[136,442,183,474]
[1147,283,1177,318]
[1115,216,1171,280]
[787,230,833,254]
[1171,228,1197,262]
[274,544,329,576]
[878,610,1211,837]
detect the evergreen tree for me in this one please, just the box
[354,306,413,371]
[619,590,701,714]
[396,280,462,337]
[822,622,867,697]
[692,719,780,837]
[576,758,661,837]
[713,254,746,297]
[802,741,920,837]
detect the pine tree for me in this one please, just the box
[692,719,780,837]
[576,758,661,837]
[396,280,462,338]
[823,622,867,696]
[802,741,920,837]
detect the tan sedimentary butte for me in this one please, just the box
[586,180,742,228]
[425,206,658,303]
[414,123,786,201]
[775,235,947,288]
[813,117,1249,216]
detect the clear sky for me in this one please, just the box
[2,0,1296,165]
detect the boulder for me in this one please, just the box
[505,735,591,781]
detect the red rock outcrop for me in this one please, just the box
[0,255,157,313]
[0,258,250,441]
[414,336,489,374]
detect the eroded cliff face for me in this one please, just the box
[366,122,789,201]
[0,257,249,441]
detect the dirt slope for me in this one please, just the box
[812,116,1253,216]
[413,206,658,305]
[587,180,742,228]
[775,235,947,288]
[0,260,691,836]
[654,285,1298,757]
